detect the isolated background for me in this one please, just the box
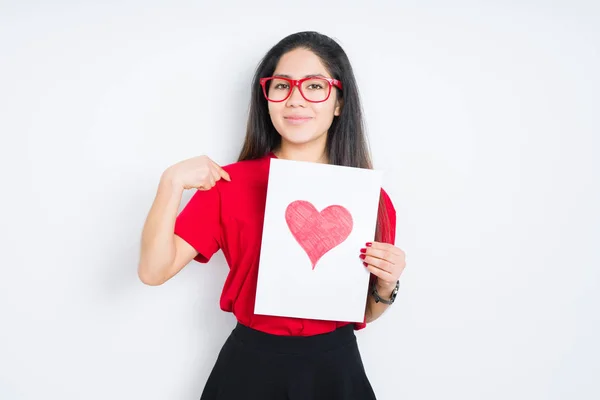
[1,1,598,399]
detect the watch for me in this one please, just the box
[371,280,399,305]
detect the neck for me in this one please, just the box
[274,138,329,164]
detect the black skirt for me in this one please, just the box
[200,322,378,400]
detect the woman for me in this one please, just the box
[139,31,407,399]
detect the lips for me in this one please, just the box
[283,115,312,125]
[284,116,312,120]
[284,115,313,125]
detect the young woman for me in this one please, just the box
[139,31,407,400]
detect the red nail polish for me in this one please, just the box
[366,242,372,247]
[360,248,366,253]
[359,254,366,260]
[363,262,368,267]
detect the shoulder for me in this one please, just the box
[212,155,271,193]
[221,155,271,178]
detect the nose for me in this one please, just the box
[286,83,306,107]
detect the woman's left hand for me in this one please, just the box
[360,242,407,292]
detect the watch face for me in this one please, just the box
[390,281,399,301]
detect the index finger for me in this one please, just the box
[219,168,231,182]
[367,241,401,255]
[211,161,231,182]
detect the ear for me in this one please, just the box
[334,98,343,116]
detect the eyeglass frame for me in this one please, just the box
[259,76,343,103]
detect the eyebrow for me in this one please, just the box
[273,73,329,79]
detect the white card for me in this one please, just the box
[254,158,384,322]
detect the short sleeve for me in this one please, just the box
[174,187,222,264]
[353,187,397,331]
[378,188,397,245]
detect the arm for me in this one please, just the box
[361,242,406,324]
[137,172,198,286]
[362,189,403,323]
[138,155,230,285]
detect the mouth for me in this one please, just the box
[284,116,313,125]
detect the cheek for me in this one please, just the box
[268,103,284,117]
[312,102,337,120]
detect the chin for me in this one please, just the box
[279,130,321,145]
[282,136,323,147]
[281,136,315,146]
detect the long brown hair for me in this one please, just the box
[237,31,392,243]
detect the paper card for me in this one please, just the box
[254,158,384,322]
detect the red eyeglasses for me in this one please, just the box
[260,76,343,103]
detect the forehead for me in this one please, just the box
[273,48,331,78]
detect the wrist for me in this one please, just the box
[160,169,184,193]
[375,281,396,298]
[371,279,400,305]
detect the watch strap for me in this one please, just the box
[371,279,399,305]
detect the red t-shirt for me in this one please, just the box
[174,152,396,336]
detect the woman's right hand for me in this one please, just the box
[162,155,231,191]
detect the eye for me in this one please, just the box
[306,83,324,90]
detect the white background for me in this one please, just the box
[1,1,599,399]
[255,159,383,322]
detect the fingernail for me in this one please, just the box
[360,248,366,253]
[363,262,368,267]
[366,242,372,247]
[359,254,366,260]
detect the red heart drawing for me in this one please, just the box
[285,200,353,269]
